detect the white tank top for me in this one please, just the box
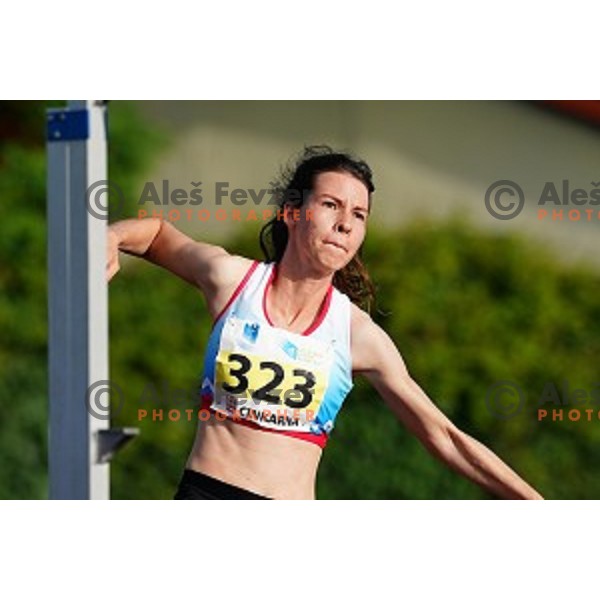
[199,260,354,448]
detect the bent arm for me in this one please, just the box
[109,217,164,257]
[353,313,543,499]
[108,218,229,293]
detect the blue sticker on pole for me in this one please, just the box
[46,109,89,142]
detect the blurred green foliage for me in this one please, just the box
[1,101,599,499]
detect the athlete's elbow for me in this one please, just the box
[420,423,458,463]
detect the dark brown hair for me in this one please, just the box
[259,145,377,313]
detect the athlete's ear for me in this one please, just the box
[282,202,297,230]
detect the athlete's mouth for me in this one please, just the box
[324,240,347,252]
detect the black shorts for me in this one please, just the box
[173,469,272,500]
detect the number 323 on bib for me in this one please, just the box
[213,350,330,429]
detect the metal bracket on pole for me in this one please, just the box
[97,428,140,464]
[48,100,136,499]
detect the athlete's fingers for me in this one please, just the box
[106,228,121,282]
[106,260,120,282]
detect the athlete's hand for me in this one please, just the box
[106,227,121,282]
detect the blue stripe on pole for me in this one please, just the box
[47,109,89,142]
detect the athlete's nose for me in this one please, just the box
[335,213,352,234]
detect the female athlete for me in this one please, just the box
[106,145,543,500]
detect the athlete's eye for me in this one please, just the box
[323,200,336,209]
[355,212,366,221]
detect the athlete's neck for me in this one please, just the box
[267,258,332,328]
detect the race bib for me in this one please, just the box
[210,316,334,432]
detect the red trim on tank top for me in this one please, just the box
[262,262,334,336]
[200,395,328,448]
[212,259,260,327]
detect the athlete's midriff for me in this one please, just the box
[185,417,323,500]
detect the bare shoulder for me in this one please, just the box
[350,303,407,376]
[143,220,258,319]
[204,254,264,320]
[206,252,256,291]
[203,253,257,320]
[349,303,379,374]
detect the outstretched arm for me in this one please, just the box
[351,309,543,499]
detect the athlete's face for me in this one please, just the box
[286,171,370,272]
